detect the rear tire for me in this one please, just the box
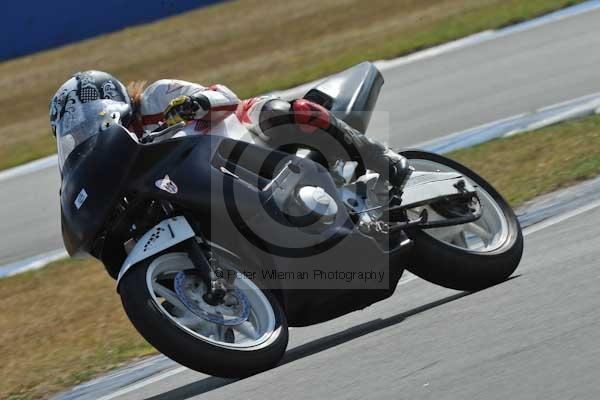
[119,253,288,378]
[401,150,523,291]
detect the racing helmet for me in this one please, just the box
[49,71,134,169]
[49,70,133,137]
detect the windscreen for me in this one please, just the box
[54,99,131,169]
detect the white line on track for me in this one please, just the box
[373,31,495,71]
[10,92,600,279]
[38,2,600,397]
[0,248,68,278]
[89,201,597,400]
[274,1,600,100]
[7,1,600,187]
[378,0,600,72]
[0,154,57,183]
[523,198,600,236]
[410,112,528,150]
[95,367,188,400]
[90,274,422,400]
[92,199,600,400]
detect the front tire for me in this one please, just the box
[401,150,523,291]
[119,252,288,378]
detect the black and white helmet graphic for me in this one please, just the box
[50,70,132,135]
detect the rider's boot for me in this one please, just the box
[290,99,412,189]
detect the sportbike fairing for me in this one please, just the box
[54,99,133,169]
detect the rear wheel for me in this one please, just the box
[119,251,288,378]
[401,150,523,291]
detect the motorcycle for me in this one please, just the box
[57,62,523,377]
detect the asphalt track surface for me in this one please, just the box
[68,6,600,399]
[95,202,600,400]
[2,7,600,266]
[5,3,593,399]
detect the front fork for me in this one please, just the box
[184,238,231,306]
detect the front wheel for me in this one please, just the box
[119,251,288,378]
[401,150,523,291]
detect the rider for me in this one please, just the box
[51,71,410,187]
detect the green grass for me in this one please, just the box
[0,0,583,171]
[449,113,600,206]
[3,111,600,399]
[0,259,155,400]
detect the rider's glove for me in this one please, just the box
[163,95,209,126]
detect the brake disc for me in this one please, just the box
[173,271,250,326]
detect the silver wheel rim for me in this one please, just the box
[145,253,277,350]
[406,159,510,253]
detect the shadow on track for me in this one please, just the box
[146,291,471,400]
